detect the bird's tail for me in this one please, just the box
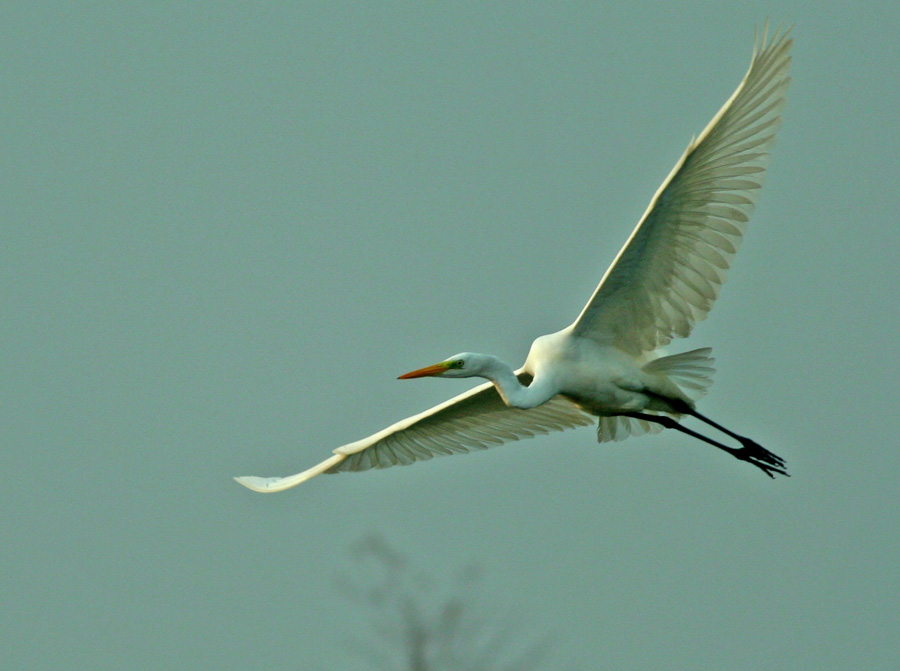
[643,347,716,401]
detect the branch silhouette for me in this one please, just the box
[335,535,551,671]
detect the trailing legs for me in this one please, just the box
[622,411,788,478]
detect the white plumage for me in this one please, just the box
[236,27,791,493]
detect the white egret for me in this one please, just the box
[236,27,792,493]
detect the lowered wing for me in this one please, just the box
[235,373,594,492]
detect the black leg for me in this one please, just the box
[684,408,787,471]
[621,412,788,478]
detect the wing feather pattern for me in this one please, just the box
[571,28,792,354]
[234,373,594,492]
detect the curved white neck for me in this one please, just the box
[480,357,556,409]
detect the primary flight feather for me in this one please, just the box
[236,27,792,493]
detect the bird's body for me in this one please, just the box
[486,330,672,416]
[236,27,792,493]
[523,330,684,414]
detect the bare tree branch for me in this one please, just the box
[334,535,553,671]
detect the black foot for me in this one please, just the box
[733,439,789,478]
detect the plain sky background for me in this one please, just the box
[4,2,900,669]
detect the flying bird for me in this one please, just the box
[236,27,792,493]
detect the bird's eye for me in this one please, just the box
[454,360,465,368]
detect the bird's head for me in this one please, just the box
[398,352,491,380]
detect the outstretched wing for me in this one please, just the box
[234,373,594,493]
[571,27,792,355]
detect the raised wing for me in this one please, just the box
[571,27,792,355]
[234,373,594,492]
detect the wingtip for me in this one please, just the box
[233,454,348,493]
[233,475,285,493]
[756,20,794,54]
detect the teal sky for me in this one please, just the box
[4,3,900,669]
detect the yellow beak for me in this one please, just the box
[397,361,451,379]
